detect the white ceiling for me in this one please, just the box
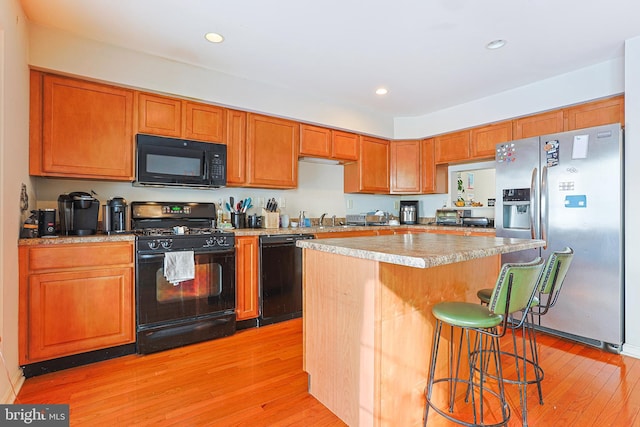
[19,0,640,118]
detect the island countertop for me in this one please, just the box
[297,233,545,269]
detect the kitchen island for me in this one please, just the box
[297,233,545,427]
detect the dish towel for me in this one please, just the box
[164,250,195,286]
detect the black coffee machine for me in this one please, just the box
[58,192,100,236]
[103,197,130,234]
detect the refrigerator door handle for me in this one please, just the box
[530,167,537,240]
[540,165,548,249]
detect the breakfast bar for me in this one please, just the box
[297,233,545,427]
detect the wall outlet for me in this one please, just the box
[257,197,265,208]
[346,199,353,209]
[278,197,286,208]
[394,201,400,210]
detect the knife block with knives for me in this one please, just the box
[261,208,280,229]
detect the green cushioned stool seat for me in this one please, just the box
[432,302,503,329]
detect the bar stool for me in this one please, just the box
[424,257,545,427]
[476,247,574,426]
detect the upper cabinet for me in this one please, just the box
[30,71,134,181]
[470,120,512,160]
[137,92,225,143]
[225,109,248,186]
[421,138,448,194]
[246,114,299,188]
[564,95,624,130]
[513,110,564,139]
[390,140,421,194]
[434,130,470,164]
[299,124,358,162]
[344,136,390,193]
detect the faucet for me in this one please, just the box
[320,213,327,227]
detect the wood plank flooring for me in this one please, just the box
[16,318,640,426]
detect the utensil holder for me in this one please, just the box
[261,209,279,229]
[231,212,246,229]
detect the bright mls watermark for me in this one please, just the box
[0,405,69,426]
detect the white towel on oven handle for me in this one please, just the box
[164,250,195,286]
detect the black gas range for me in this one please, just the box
[131,201,236,354]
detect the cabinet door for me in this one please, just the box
[184,102,225,142]
[300,124,331,157]
[421,138,447,194]
[38,74,134,180]
[247,114,299,188]
[434,130,470,164]
[235,236,259,320]
[137,93,182,137]
[344,136,390,193]
[27,267,134,362]
[390,140,421,194]
[565,95,624,130]
[513,110,564,139]
[225,109,247,186]
[314,230,378,238]
[470,120,512,160]
[332,130,359,161]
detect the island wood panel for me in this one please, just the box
[303,249,500,427]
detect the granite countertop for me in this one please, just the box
[18,224,495,245]
[296,233,545,269]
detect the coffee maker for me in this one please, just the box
[399,200,419,225]
[103,197,130,234]
[58,192,100,236]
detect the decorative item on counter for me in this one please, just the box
[281,214,290,228]
[20,210,39,238]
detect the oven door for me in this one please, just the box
[136,248,236,328]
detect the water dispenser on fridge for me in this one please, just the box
[502,188,531,229]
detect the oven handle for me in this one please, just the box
[137,249,235,260]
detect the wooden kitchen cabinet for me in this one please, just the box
[225,109,248,185]
[344,136,390,193]
[470,120,512,160]
[299,124,359,162]
[564,95,624,130]
[137,92,225,142]
[30,71,134,180]
[421,138,448,194]
[235,236,260,320]
[331,130,359,161]
[390,140,421,194]
[246,114,299,188]
[434,130,470,164]
[19,242,135,364]
[513,110,564,139]
[314,230,379,238]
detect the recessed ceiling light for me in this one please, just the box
[205,32,225,43]
[375,88,388,95]
[486,39,507,50]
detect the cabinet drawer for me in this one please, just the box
[25,242,133,271]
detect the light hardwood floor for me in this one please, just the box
[16,318,640,426]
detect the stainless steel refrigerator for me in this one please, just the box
[495,123,624,351]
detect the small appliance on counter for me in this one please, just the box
[435,209,461,226]
[399,200,419,224]
[58,192,100,236]
[37,209,57,237]
[103,197,130,234]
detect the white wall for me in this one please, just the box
[0,0,30,403]
[623,37,640,358]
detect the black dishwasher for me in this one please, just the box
[258,234,315,326]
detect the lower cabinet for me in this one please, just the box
[235,236,260,320]
[19,241,135,364]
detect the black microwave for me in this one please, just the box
[135,134,227,188]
